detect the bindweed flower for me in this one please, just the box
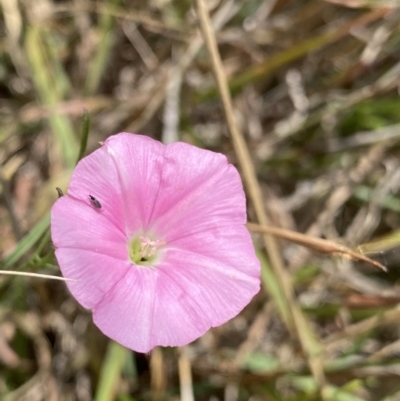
[51,133,260,352]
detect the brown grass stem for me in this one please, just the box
[195,0,325,387]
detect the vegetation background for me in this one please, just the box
[1,0,400,400]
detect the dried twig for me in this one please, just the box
[247,222,386,271]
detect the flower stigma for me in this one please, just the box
[129,235,165,266]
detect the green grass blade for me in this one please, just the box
[258,249,291,328]
[1,214,50,269]
[76,109,90,163]
[95,341,129,401]
[85,0,122,95]
[25,25,78,169]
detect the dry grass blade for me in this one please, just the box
[195,0,325,388]
[0,270,77,281]
[178,347,194,401]
[52,2,186,33]
[358,228,400,254]
[289,144,387,270]
[198,8,391,100]
[323,0,398,8]
[127,0,239,134]
[324,307,400,349]
[150,347,165,401]
[247,223,387,272]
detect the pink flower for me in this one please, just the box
[51,133,260,352]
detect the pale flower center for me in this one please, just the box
[129,235,165,266]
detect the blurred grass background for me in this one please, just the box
[1,0,400,400]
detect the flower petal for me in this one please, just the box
[93,267,156,352]
[93,225,260,352]
[168,225,259,279]
[160,225,260,326]
[150,142,246,241]
[104,133,166,236]
[93,266,209,352]
[51,195,130,309]
[67,143,126,232]
[51,196,128,261]
[150,272,210,348]
[55,248,130,309]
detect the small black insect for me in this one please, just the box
[55,187,64,198]
[89,195,102,209]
